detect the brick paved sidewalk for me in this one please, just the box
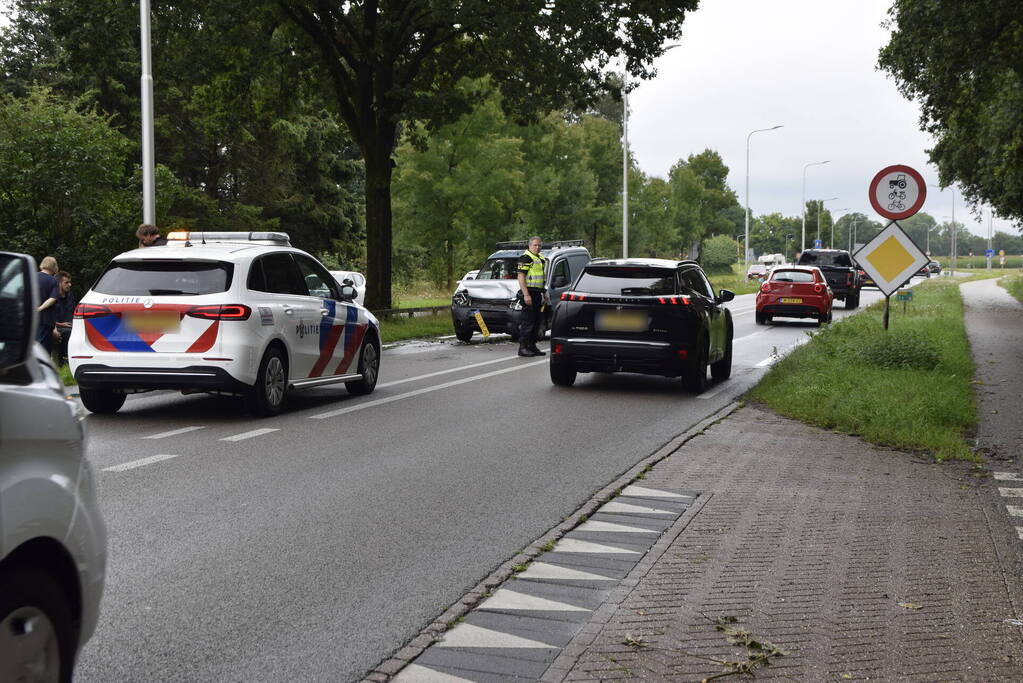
[545,405,1023,682]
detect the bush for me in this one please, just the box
[701,234,739,273]
[858,331,942,370]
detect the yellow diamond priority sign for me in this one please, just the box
[853,221,929,297]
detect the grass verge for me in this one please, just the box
[707,264,760,296]
[59,363,76,386]
[378,312,453,343]
[1000,273,1023,303]
[748,278,977,461]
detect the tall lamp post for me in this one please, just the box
[140,0,156,225]
[801,160,830,252]
[930,184,957,275]
[744,125,783,268]
[830,207,849,248]
[817,197,838,245]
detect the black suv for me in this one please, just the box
[548,259,734,393]
[796,248,860,309]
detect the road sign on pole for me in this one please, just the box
[868,165,926,221]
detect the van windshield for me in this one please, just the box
[475,258,520,280]
[798,251,852,267]
[94,261,233,295]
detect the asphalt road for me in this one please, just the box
[75,285,893,681]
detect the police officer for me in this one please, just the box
[516,236,547,357]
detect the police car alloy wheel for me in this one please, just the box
[345,338,379,396]
[247,347,287,417]
[0,569,74,683]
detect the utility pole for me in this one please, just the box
[140,0,156,224]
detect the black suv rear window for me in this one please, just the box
[798,251,852,267]
[93,261,233,296]
[576,267,676,295]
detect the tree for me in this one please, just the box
[879,0,1023,225]
[277,0,700,308]
[700,234,738,274]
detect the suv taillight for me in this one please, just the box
[560,292,587,301]
[657,296,690,305]
[187,304,252,320]
[74,304,112,319]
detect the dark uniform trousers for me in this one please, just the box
[519,288,545,347]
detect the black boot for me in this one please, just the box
[518,346,536,357]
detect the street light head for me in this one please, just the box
[770,125,783,130]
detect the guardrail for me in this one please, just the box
[371,305,449,319]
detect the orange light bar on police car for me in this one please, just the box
[187,304,252,320]
[167,231,190,241]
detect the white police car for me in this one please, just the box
[68,232,380,416]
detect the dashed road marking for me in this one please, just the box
[516,562,618,582]
[999,488,1023,497]
[755,354,777,367]
[436,623,558,649]
[377,354,522,389]
[995,472,1023,481]
[600,501,677,516]
[550,538,640,555]
[392,665,473,682]
[142,426,205,440]
[1017,528,1023,541]
[1007,506,1023,517]
[311,359,546,419]
[621,485,690,500]
[480,588,590,612]
[576,520,659,534]
[103,453,179,472]
[220,428,279,442]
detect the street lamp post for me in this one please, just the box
[931,185,958,276]
[801,160,830,252]
[817,197,838,245]
[848,217,860,252]
[140,0,156,224]
[745,125,782,268]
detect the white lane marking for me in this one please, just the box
[436,623,558,649]
[1000,488,1023,497]
[517,562,618,582]
[734,332,768,344]
[621,485,690,500]
[220,428,279,442]
[576,520,659,534]
[1017,528,1023,541]
[311,359,547,419]
[103,453,179,472]
[600,501,677,516]
[377,354,522,389]
[755,355,777,368]
[1007,506,1023,517]
[393,665,475,682]
[142,426,205,440]
[995,472,1023,481]
[697,380,734,401]
[480,588,590,612]
[550,538,640,555]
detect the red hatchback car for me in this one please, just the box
[756,266,833,325]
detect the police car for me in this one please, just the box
[68,232,380,416]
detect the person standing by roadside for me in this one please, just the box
[53,270,76,365]
[35,256,60,353]
[516,236,547,357]
[136,223,167,247]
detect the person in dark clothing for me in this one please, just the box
[53,270,76,365]
[516,236,547,357]
[136,223,168,247]
[35,256,60,352]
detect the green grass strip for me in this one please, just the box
[1000,273,1023,303]
[378,312,453,343]
[748,278,977,461]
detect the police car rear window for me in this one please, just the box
[576,267,676,295]
[93,261,233,296]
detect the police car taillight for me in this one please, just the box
[187,304,252,320]
[74,303,112,319]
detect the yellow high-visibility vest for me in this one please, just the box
[522,251,546,289]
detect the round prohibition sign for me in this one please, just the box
[868,164,926,220]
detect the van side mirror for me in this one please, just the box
[0,252,38,371]
[716,289,735,303]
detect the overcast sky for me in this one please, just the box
[1,1,1013,238]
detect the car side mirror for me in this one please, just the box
[340,284,358,301]
[552,274,569,288]
[717,289,735,303]
[0,252,38,372]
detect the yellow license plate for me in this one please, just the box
[595,310,648,332]
[125,312,181,333]
[779,297,803,304]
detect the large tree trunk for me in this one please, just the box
[363,135,394,311]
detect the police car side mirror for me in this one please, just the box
[0,252,38,372]
[340,284,357,301]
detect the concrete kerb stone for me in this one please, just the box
[365,401,742,681]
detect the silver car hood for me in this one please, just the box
[456,279,520,299]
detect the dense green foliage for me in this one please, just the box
[1001,274,1023,303]
[879,0,1023,225]
[700,234,739,274]
[749,279,978,460]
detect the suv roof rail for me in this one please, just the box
[493,239,586,251]
[166,231,292,246]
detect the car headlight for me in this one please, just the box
[453,290,469,306]
[509,298,523,311]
